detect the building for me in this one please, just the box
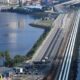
[13,67,24,74]
[0,0,9,3]
[23,0,41,5]
[9,0,18,4]
[0,0,18,4]
[41,0,53,5]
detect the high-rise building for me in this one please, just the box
[9,0,27,4]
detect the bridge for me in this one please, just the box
[57,10,80,80]
[55,0,80,6]
[53,0,80,13]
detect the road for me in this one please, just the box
[42,10,80,80]
[31,14,65,62]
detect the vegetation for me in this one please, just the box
[13,55,25,66]
[0,51,4,57]
[30,19,53,28]
[0,50,13,67]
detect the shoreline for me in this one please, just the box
[0,26,50,67]
[0,10,51,67]
[1,7,46,15]
[30,19,53,29]
[25,28,50,60]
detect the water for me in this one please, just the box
[0,12,44,57]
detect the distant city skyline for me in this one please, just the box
[0,0,25,4]
[0,0,52,4]
[0,0,66,5]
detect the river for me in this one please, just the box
[0,12,44,57]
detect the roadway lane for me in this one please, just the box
[42,28,62,60]
[49,29,64,62]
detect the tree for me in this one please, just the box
[14,55,24,65]
[4,50,11,61]
[4,50,13,67]
[0,51,4,57]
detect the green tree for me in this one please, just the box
[0,52,3,57]
[4,50,11,61]
[4,50,13,67]
[0,51,4,57]
[14,55,24,65]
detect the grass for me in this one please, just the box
[30,19,53,28]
